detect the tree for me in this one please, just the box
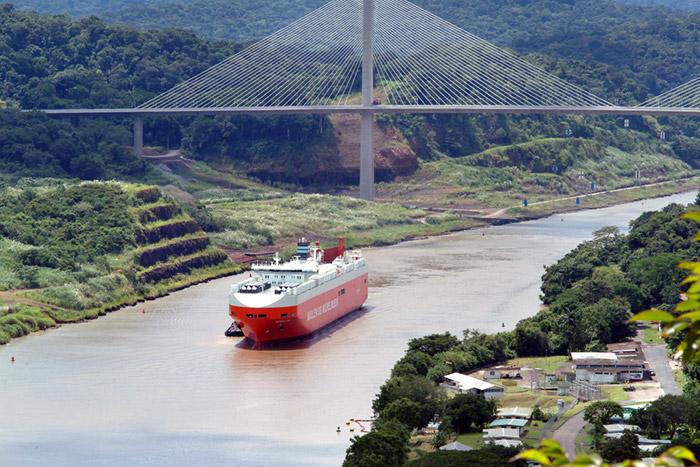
[611,281,648,314]
[409,446,527,466]
[581,298,636,345]
[598,430,641,463]
[372,375,446,429]
[407,333,459,356]
[626,253,683,307]
[429,431,448,450]
[583,401,624,426]
[513,321,551,357]
[395,350,432,376]
[440,393,497,434]
[377,397,422,430]
[343,429,408,467]
[589,421,608,452]
[635,395,695,439]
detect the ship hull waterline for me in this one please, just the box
[230,272,368,345]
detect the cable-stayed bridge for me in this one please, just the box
[42,0,700,200]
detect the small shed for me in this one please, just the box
[440,441,473,451]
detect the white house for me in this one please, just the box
[442,373,505,399]
[483,366,521,380]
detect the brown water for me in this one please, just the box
[1,192,695,466]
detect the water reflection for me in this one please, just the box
[234,307,373,350]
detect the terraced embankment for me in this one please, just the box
[0,182,239,344]
[131,187,234,285]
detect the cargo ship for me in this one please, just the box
[229,237,368,344]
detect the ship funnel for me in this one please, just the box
[338,237,344,257]
[296,238,310,259]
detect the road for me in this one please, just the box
[643,343,681,396]
[484,176,698,219]
[551,411,586,458]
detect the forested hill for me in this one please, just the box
[7,0,196,18]
[0,5,242,110]
[0,5,241,181]
[4,0,699,95]
[9,0,700,21]
[104,0,700,95]
[0,1,698,186]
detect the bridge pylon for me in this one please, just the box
[359,0,375,201]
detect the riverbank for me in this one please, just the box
[220,177,700,263]
[2,179,696,346]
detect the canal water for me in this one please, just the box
[1,192,696,466]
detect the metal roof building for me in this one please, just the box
[497,407,532,419]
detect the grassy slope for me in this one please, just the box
[205,192,484,250]
[374,137,698,214]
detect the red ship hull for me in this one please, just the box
[230,272,368,343]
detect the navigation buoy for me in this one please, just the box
[142,310,145,314]
[11,356,15,363]
[561,218,564,222]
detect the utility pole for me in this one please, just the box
[359,0,375,201]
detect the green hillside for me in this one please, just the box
[0,181,238,344]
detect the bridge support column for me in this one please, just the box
[359,0,374,201]
[134,116,143,157]
[360,111,374,201]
